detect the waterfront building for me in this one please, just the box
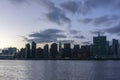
[72,44,80,59]
[36,47,44,59]
[112,39,119,57]
[25,43,30,59]
[93,34,107,58]
[50,43,58,59]
[31,41,36,59]
[43,44,49,59]
[62,43,71,59]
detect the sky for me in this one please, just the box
[0,0,120,49]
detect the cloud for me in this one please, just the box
[10,0,120,15]
[19,36,34,43]
[9,0,29,5]
[58,40,74,44]
[44,1,71,25]
[9,0,71,25]
[45,10,71,25]
[36,0,71,25]
[82,41,91,45]
[84,0,120,12]
[80,15,120,26]
[60,1,81,14]
[104,23,120,34]
[80,18,92,24]
[59,0,93,14]
[28,29,67,43]
[90,30,105,35]
[73,35,85,39]
[24,28,85,43]
[85,0,114,7]
[62,0,119,14]
[69,29,81,34]
[66,29,85,39]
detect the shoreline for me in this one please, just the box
[1,58,120,60]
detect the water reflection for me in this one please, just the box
[42,61,94,80]
[0,60,120,80]
[91,61,120,80]
[91,61,106,80]
[42,61,73,80]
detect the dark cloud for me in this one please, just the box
[9,0,29,4]
[10,0,120,15]
[104,23,120,34]
[60,1,81,14]
[28,29,67,43]
[80,18,92,24]
[73,35,85,39]
[84,0,120,13]
[9,0,71,25]
[59,0,93,14]
[67,29,85,39]
[45,10,71,25]
[61,0,120,14]
[69,29,81,34]
[90,30,105,35]
[82,41,91,45]
[25,28,85,43]
[58,40,74,44]
[19,36,31,42]
[46,1,71,24]
[80,15,120,26]
[37,0,71,25]
[85,0,114,8]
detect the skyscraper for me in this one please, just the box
[93,34,107,58]
[112,39,119,57]
[58,41,62,59]
[25,43,30,59]
[50,43,58,59]
[43,44,49,59]
[72,44,80,59]
[62,43,71,59]
[36,47,44,59]
[31,41,36,59]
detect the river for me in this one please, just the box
[0,60,120,80]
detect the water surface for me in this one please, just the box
[0,60,120,80]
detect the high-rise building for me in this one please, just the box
[93,34,107,58]
[58,41,62,59]
[74,45,80,50]
[112,39,119,57]
[25,43,30,59]
[43,44,49,59]
[31,41,36,59]
[80,45,90,59]
[36,47,44,59]
[72,44,80,59]
[50,43,58,59]
[62,43,71,59]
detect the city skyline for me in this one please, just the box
[0,34,120,60]
[0,0,120,49]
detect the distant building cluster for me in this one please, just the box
[0,47,17,59]
[1,34,120,60]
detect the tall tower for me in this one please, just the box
[93,35,107,58]
[112,39,119,57]
[50,43,58,59]
[58,40,62,59]
[62,43,71,59]
[43,44,49,59]
[25,43,30,59]
[31,41,36,59]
